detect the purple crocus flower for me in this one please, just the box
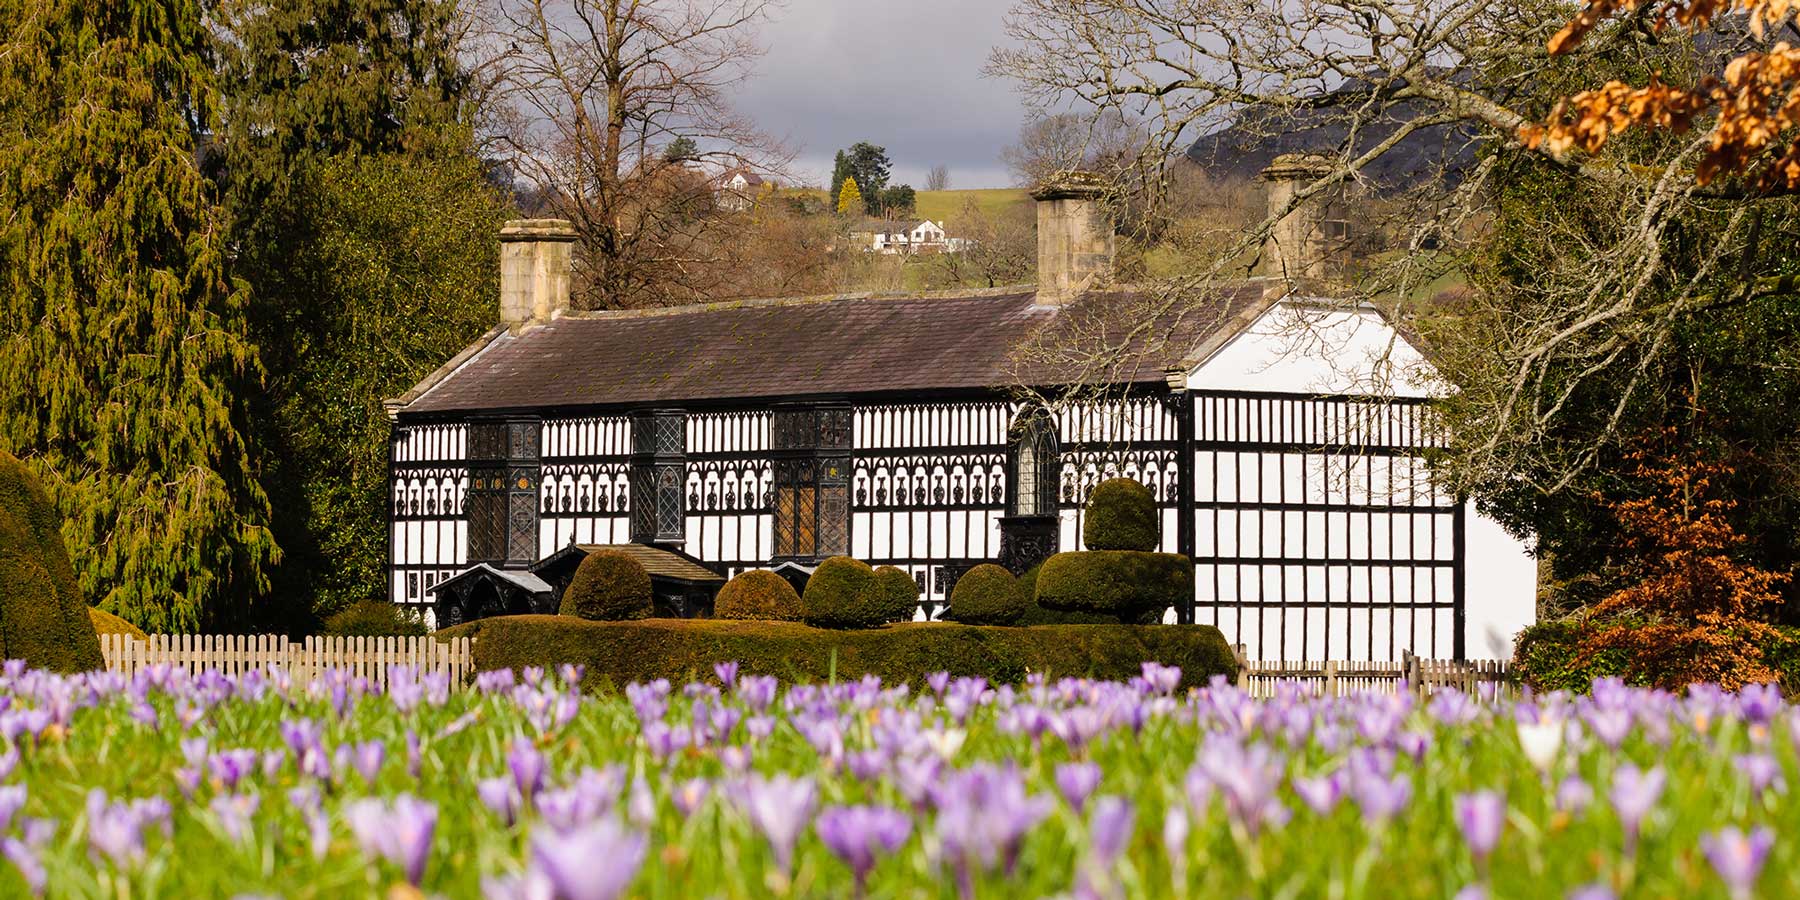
[816,804,911,896]
[1700,826,1775,900]
[1056,762,1103,814]
[508,739,547,797]
[714,661,740,687]
[1088,796,1134,862]
[1291,772,1342,816]
[927,671,952,696]
[1567,886,1616,900]
[736,675,779,712]
[209,792,260,842]
[735,773,817,869]
[1608,764,1665,853]
[1556,776,1595,816]
[1139,663,1181,695]
[530,818,647,900]
[1,836,44,895]
[1735,753,1784,795]
[1454,791,1506,864]
[351,740,385,786]
[343,794,437,886]
[672,778,711,818]
[0,785,26,833]
[1346,758,1411,825]
[478,776,522,826]
[1162,804,1190,885]
[1190,737,1290,836]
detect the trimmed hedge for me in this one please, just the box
[559,549,653,621]
[1036,551,1191,625]
[873,566,921,624]
[946,564,1029,626]
[800,557,892,629]
[715,570,804,621]
[1083,478,1158,551]
[89,607,147,640]
[0,450,102,672]
[455,615,1236,691]
[323,600,429,637]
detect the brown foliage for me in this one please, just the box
[1529,0,1800,192]
[1581,443,1789,689]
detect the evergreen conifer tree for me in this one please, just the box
[211,0,499,626]
[0,0,278,631]
[837,177,863,215]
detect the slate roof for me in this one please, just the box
[400,284,1270,416]
[532,543,724,584]
[424,563,551,597]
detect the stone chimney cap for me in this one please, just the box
[1258,153,1336,182]
[1030,171,1110,202]
[500,219,578,242]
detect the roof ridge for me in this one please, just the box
[553,284,1040,320]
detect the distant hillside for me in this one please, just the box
[915,189,1029,223]
[1186,89,1478,191]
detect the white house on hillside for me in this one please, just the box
[715,169,766,211]
[866,220,966,254]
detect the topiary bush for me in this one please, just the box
[1013,563,1121,625]
[559,549,654,621]
[464,615,1237,691]
[1035,551,1191,625]
[1083,478,1159,551]
[715,570,804,621]
[800,556,891,629]
[323,600,429,637]
[873,566,922,624]
[89,607,147,640]
[0,450,103,672]
[945,564,1029,625]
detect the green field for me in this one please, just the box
[915,188,1029,223]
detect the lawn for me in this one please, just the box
[0,664,1787,898]
[915,188,1029,223]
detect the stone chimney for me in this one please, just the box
[499,219,577,331]
[1258,153,1341,289]
[1031,172,1114,307]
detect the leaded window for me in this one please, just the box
[465,419,541,565]
[629,410,687,545]
[772,405,851,561]
[1008,412,1059,517]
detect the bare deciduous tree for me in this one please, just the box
[479,0,791,309]
[999,110,1139,188]
[928,197,1036,288]
[985,0,1800,498]
[925,164,951,191]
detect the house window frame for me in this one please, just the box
[1007,410,1060,518]
[771,404,852,562]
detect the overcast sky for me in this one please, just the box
[730,0,1025,190]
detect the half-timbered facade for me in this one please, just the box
[386,169,1536,661]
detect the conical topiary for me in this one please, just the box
[0,451,103,671]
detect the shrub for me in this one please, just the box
[323,600,429,637]
[946,564,1029,625]
[1036,551,1191,624]
[559,550,654,621]
[715,570,804,621]
[1083,478,1159,551]
[1014,563,1120,625]
[463,615,1237,691]
[89,607,147,640]
[801,557,890,629]
[873,566,922,624]
[0,450,102,672]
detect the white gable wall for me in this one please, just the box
[1184,299,1537,661]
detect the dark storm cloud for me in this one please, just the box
[731,0,1024,189]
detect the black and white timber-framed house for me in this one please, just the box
[387,161,1537,662]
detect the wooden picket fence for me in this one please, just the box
[1234,646,1516,700]
[97,633,474,689]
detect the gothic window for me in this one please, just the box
[629,410,687,545]
[465,419,542,565]
[1008,412,1060,517]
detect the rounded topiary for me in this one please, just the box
[800,556,888,629]
[945,564,1029,625]
[1083,478,1159,551]
[1034,550,1191,623]
[89,607,147,640]
[0,450,103,672]
[873,566,922,624]
[323,600,429,637]
[559,549,654,621]
[716,570,804,621]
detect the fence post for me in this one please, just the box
[1232,643,1249,686]
[1324,659,1339,698]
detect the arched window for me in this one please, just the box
[1008,412,1059,517]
